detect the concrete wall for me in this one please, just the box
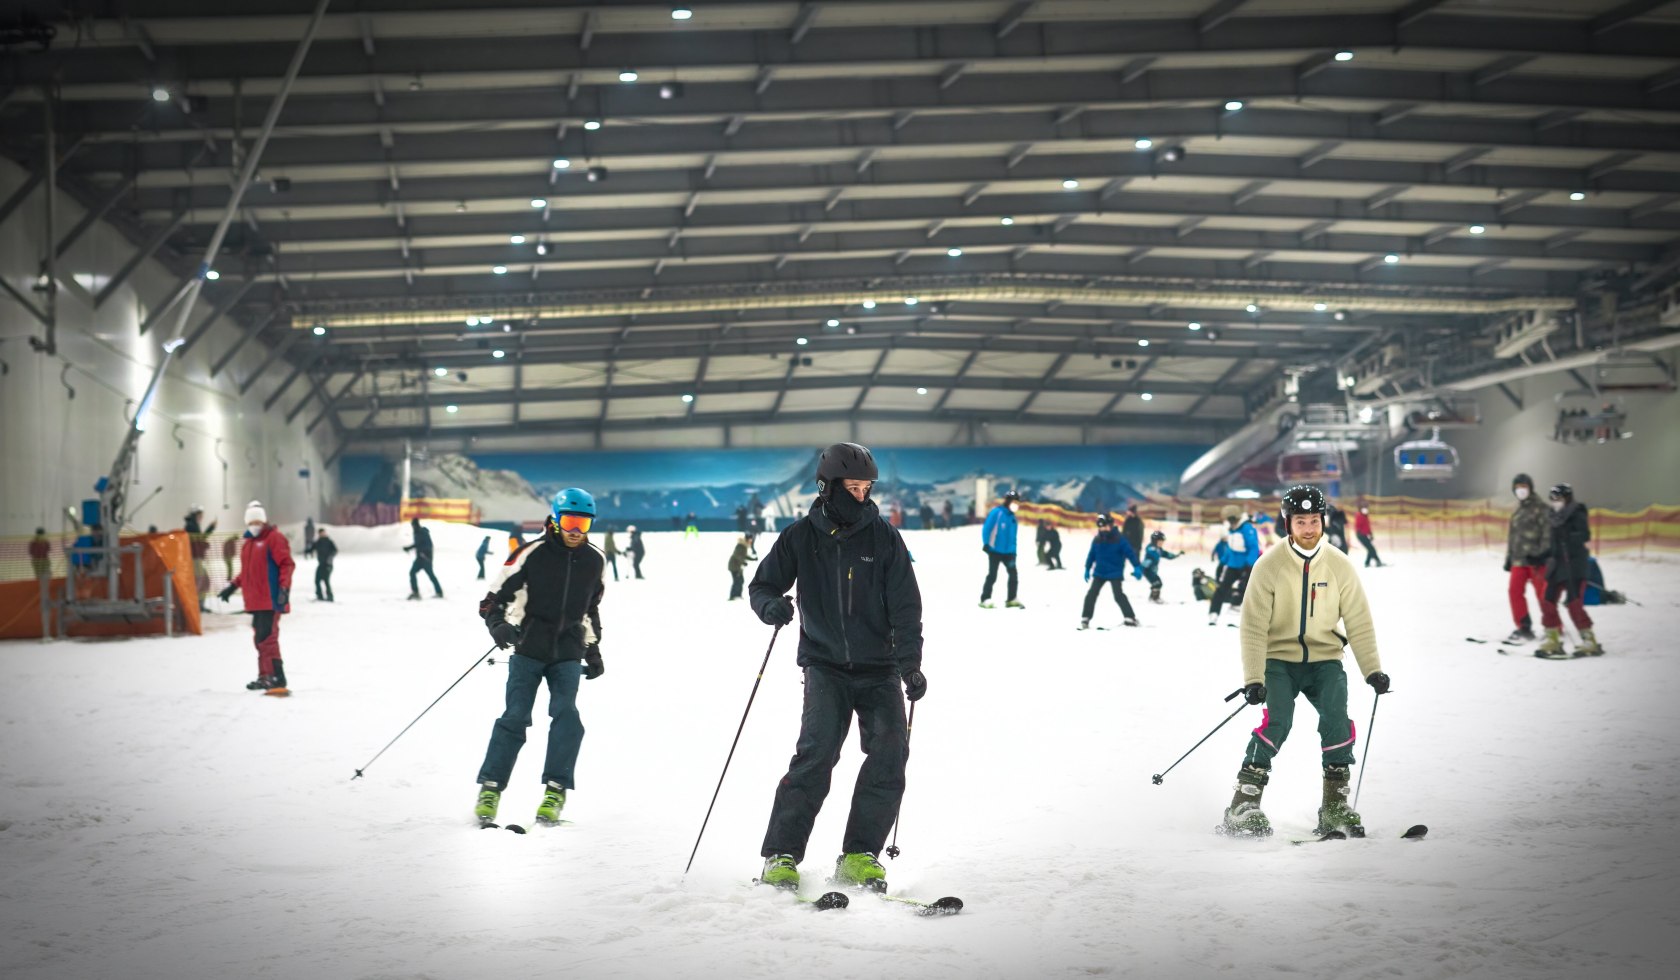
[0,158,336,536]
[1362,363,1680,511]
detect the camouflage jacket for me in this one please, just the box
[1507,497,1552,566]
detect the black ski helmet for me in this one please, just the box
[1150,530,1166,542]
[1002,489,1021,503]
[1512,473,1534,490]
[1094,513,1112,529]
[1548,483,1573,501]
[1280,484,1327,525]
[815,442,878,497]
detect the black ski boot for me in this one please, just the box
[1219,765,1272,837]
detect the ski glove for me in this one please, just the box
[489,620,520,650]
[902,669,927,702]
[1083,568,1091,582]
[583,645,604,680]
[1132,568,1144,580]
[274,588,288,612]
[1503,556,1512,572]
[217,584,236,602]
[1366,671,1391,695]
[1243,682,1266,705]
[761,595,795,627]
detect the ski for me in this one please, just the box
[877,893,964,916]
[749,880,849,910]
[1292,824,1428,845]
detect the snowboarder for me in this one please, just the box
[1353,505,1382,567]
[979,490,1023,608]
[28,528,51,581]
[1142,530,1180,602]
[1080,514,1144,629]
[184,505,217,609]
[727,535,754,600]
[473,488,606,829]
[627,525,646,579]
[313,528,337,601]
[475,535,492,580]
[1221,485,1387,839]
[1209,505,1259,625]
[748,442,924,894]
[1536,484,1604,659]
[1122,503,1145,556]
[1503,473,1552,644]
[403,517,444,600]
[602,529,621,582]
[216,501,296,696]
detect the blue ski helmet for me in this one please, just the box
[551,487,596,518]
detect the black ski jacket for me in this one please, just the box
[749,498,923,673]
[1547,501,1592,585]
[482,533,605,664]
[313,536,338,568]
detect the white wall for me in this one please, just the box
[1361,362,1680,511]
[0,158,336,535]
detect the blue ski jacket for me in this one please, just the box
[1085,530,1142,580]
[1212,520,1261,569]
[981,504,1018,555]
[1142,543,1179,572]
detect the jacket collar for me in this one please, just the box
[808,496,878,540]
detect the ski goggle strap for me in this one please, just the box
[554,513,593,533]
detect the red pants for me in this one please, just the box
[252,611,282,674]
[1507,565,1547,627]
[1543,580,1594,631]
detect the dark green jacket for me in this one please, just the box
[1506,497,1551,566]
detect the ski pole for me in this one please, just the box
[351,644,497,780]
[1352,693,1382,811]
[884,700,915,859]
[684,624,782,875]
[1151,688,1249,785]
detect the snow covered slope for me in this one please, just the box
[1,526,1676,979]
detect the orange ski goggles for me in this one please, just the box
[554,513,593,534]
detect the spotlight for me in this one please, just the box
[1569,191,1586,201]
[492,349,505,359]
[904,297,919,306]
[434,367,448,377]
[681,393,694,403]
[1334,310,1347,321]
[1134,137,1153,150]
[446,404,459,414]
[510,235,526,244]
[845,325,857,335]
[1224,100,1244,112]
[1187,321,1201,331]
[584,119,602,131]
[947,247,963,257]
[671,7,694,21]
[1061,178,1080,190]
[1313,302,1328,311]
[492,265,508,275]
[825,319,840,327]
[151,87,170,102]
[1384,253,1400,264]
[312,326,326,336]
[1245,304,1260,314]
[1205,328,1220,341]
[466,317,480,326]
[552,158,571,170]
[1469,224,1486,234]
[1141,392,1154,401]
[530,198,547,209]
[204,269,220,280]
[861,300,877,310]
[1000,216,1014,226]
[1159,145,1185,162]
[587,166,609,182]
[1137,338,1150,347]
[1334,50,1354,61]
[916,387,928,395]
[618,69,639,83]
[503,323,513,333]
[659,82,685,100]
[796,337,809,346]
[536,243,549,256]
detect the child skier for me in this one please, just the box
[1220,485,1388,839]
[1080,514,1144,629]
[1141,530,1179,603]
[216,501,295,696]
[748,443,924,894]
[473,489,606,829]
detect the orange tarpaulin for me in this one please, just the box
[0,532,201,639]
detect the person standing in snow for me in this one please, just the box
[184,506,218,609]
[1080,514,1144,629]
[1535,483,1604,659]
[727,535,754,600]
[216,501,296,696]
[312,528,337,601]
[627,525,646,579]
[221,533,238,581]
[1121,503,1145,556]
[602,529,621,582]
[1208,505,1259,625]
[303,516,316,557]
[748,442,924,894]
[1044,521,1064,570]
[475,535,492,580]
[29,528,51,581]
[403,517,444,600]
[473,488,606,829]
[1141,530,1179,603]
[1036,520,1055,568]
[1220,485,1387,839]
[979,490,1023,609]
[684,512,700,539]
[1353,505,1382,567]
[1503,473,1551,644]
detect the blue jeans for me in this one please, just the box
[476,654,584,789]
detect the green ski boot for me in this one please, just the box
[535,781,565,825]
[1314,765,1365,838]
[474,781,501,827]
[1534,628,1569,660]
[1005,599,1026,609]
[1219,764,1272,838]
[834,852,888,892]
[1574,628,1605,656]
[760,854,800,891]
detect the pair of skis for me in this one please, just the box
[1292,824,1429,845]
[753,879,963,916]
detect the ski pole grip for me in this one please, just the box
[1223,687,1244,702]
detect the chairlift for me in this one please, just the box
[1392,427,1458,481]
[1276,449,1344,485]
[1552,390,1630,445]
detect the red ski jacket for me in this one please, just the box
[233,524,295,612]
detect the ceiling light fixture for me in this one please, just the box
[446,404,459,414]
[796,337,809,346]
[1134,137,1153,149]
[583,119,602,131]
[1224,100,1244,112]
[1000,216,1014,226]
[530,198,547,208]
[659,81,685,99]
[151,87,171,102]
[1384,253,1400,264]
[587,166,608,182]
[492,265,508,274]
[681,393,694,403]
[916,387,928,395]
[671,7,693,20]
[1334,50,1354,61]
[465,317,479,326]
[312,326,326,336]
[204,269,219,280]
[618,69,639,83]
[1245,304,1260,314]
[861,300,877,310]
[1313,302,1328,311]
[510,234,526,244]
[535,243,549,256]
[1569,191,1586,201]
[1140,392,1154,401]
[947,247,963,257]
[1187,321,1202,331]
[904,297,919,306]
[1137,338,1150,347]
[1061,178,1080,189]
[434,367,448,377]
[492,349,505,359]
[552,158,571,170]
[1469,224,1486,234]
[826,319,840,327]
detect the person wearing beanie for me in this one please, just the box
[1503,473,1552,645]
[217,501,295,695]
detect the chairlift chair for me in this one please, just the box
[1392,427,1459,481]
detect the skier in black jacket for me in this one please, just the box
[472,488,606,828]
[748,442,925,895]
[1535,483,1604,659]
[312,528,337,601]
[403,518,443,599]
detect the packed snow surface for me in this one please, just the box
[2,522,1677,980]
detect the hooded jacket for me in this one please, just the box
[232,524,295,612]
[1547,501,1592,585]
[1239,537,1381,687]
[482,530,605,665]
[1213,519,1261,570]
[1507,495,1553,567]
[749,496,923,673]
[1085,529,1143,580]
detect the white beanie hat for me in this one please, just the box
[244,500,267,526]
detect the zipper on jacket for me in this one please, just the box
[847,565,854,615]
[837,547,852,664]
[1297,557,1312,662]
[557,553,574,659]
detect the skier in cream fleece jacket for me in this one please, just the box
[1219,485,1391,840]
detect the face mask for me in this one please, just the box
[247,523,264,535]
[1514,486,1530,500]
[1008,502,1019,513]
[1549,499,1565,511]
[826,487,868,526]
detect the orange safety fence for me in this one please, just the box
[398,498,479,523]
[0,531,202,639]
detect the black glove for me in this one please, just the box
[489,620,519,650]
[274,588,288,611]
[478,591,501,621]
[1502,556,1512,572]
[902,669,927,702]
[1243,682,1266,705]
[583,645,604,680]
[761,595,795,627]
[217,584,236,602]
[1367,671,1391,695]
